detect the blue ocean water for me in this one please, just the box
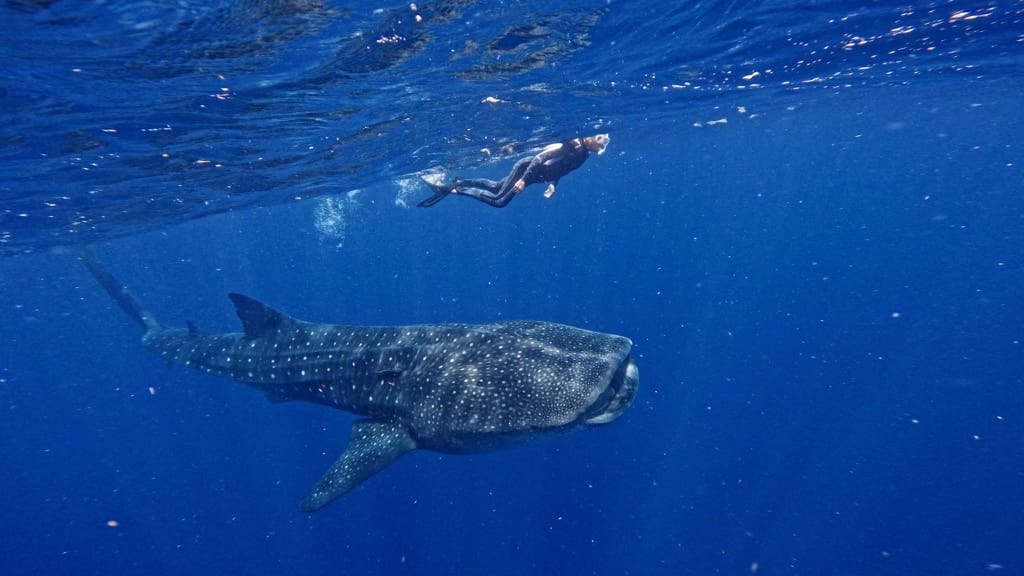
[1,0,1022,574]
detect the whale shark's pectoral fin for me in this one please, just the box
[299,419,417,513]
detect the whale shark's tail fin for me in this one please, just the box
[80,248,160,332]
[417,175,457,207]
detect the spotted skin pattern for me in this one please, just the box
[83,253,639,512]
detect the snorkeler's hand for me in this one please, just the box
[543,184,556,199]
[513,179,526,193]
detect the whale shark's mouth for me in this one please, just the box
[583,355,639,425]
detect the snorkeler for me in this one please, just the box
[418,133,610,208]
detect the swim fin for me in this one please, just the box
[417,176,456,207]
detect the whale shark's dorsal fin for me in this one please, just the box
[228,293,301,338]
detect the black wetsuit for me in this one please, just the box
[419,138,592,208]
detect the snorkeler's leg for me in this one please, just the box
[448,168,522,207]
[483,159,533,206]
[421,177,510,208]
[452,178,502,192]
[419,159,532,208]
[450,186,512,207]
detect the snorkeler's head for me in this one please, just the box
[583,133,610,155]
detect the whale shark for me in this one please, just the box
[81,252,638,512]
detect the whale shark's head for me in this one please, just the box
[582,354,639,425]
